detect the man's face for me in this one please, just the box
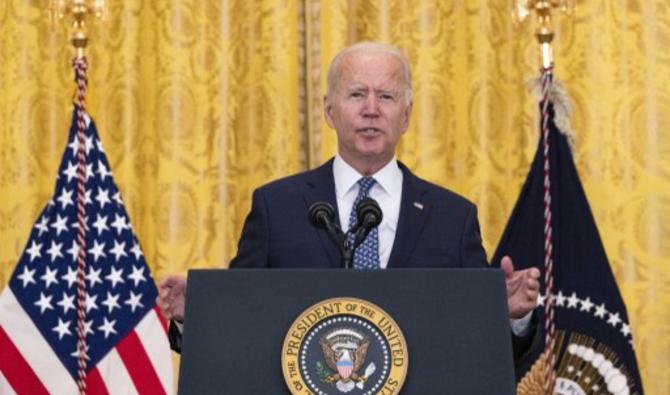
[324,51,412,170]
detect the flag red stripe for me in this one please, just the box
[86,367,109,395]
[0,326,49,395]
[116,330,167,395]
[153,306,168,334]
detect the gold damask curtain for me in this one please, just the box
[0,1,667,392]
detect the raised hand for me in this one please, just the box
[501,256,541,319]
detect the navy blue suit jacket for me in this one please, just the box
[170,159,536,362]
[230,158,488,269]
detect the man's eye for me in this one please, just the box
[379,93,396,101]
[350,92,364,98]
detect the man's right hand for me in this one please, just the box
[157,275,187,322]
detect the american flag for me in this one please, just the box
[0,110,173,394]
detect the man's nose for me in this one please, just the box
[362,93,380,117]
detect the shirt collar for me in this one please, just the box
[333,155,402,199]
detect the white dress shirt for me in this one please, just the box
[333,155,403,269]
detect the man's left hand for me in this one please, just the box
[501,256,541,319]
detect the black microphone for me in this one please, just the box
[308,201,351,268]
[308,201,336,229]
[351,197,383,249]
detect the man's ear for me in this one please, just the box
[323,94,335,128]
[402,101,413,133]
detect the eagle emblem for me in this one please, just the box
[282,298,407,395]
[317,328,377,393]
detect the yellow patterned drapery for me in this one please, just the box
[0,1,667,393]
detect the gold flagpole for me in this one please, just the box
[48,0,106,58]
[513,0,575,69]
[514,2,575,395]
[47,2,105,393]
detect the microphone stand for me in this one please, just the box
[308,200,382,269]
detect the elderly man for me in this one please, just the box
[158,42,540,355]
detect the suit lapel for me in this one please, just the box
[387,163,432,268]
[302,159,342,268]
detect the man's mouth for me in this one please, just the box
[357,127,382,135]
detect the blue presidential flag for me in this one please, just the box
[493,96,644,395]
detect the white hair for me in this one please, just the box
[326,42,413,105]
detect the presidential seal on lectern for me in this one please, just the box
[282,298,408,395]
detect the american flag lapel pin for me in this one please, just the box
[413,201,424,210]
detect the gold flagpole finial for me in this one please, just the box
[513,0,575,68]
[48,0,107,59]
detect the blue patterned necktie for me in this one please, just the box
[348,176,380,269]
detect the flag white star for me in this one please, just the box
[112,191,123,206]
[111,214,129,235]
[555,291,566,307]
[101,292,121,314]
[62,161,78,183]
[128,265,146,287]
[125,291,144,313]
[621,322,631,337]
[66,240,80,262]
[34,216,49,236]
[579,297,594,312]
[92,214,109,236]
[566,292,579,309]
[82,319,94,336]
[109,240,127,262]
[34,292,54,314]
[17,266,36,287]
[105,266,125,288]
[52,318,72,340]
[68,135,94,156]
[607,312,621,328]
[85,163,94,182]
[71,215,90,231]
[537,293,546,307]
[86,266,103,288]
[56,292,76,314]
[61,266,78,288]
[130,242,143,260]
[26,240,42,262]
[96,139,105,153]
[85,293,99,313]
[46,241,64,263]
[40,266,59,289]
[70,344,90,360]
[95,187,111,209]
[594,303,607,319]
[50,214,69,236]
[56,188,74,209]
[67,137,79,154]
[88,240,107,263]
[84,189,93,206]
[97,160,111,181]
[98,317,118,339]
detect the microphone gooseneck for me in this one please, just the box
[351,197,383,249]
